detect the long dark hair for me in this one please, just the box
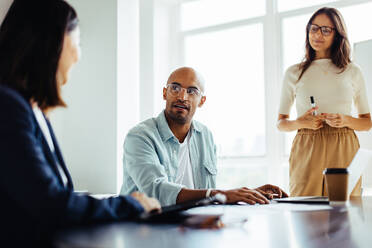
[0,0,78,110]
[298,7,351,80]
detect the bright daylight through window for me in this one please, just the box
[179,0,372,189]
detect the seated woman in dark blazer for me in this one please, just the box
[0,0,160,246]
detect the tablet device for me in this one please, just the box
[138,194,226,223]
[274,196,329,204]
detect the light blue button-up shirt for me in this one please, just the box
[120,111,217,206]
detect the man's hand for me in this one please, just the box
[255,184,288,200]
[131,192,161,213]
[216,187,270,205]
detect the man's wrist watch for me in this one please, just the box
[206,188,212,198]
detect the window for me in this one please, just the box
[175,0,372,190]
[282,14,311,70]
[340,2,372,44]
[278,0,339,12]
[282,14,311,156]
[185,24,265,157]
[181,0,265,31]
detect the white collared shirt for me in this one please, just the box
[32,107,68,187]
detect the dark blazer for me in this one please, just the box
[0,86,144,246]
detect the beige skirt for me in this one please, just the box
[289,124,361,196]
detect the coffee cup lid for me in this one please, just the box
[323,168,349,174]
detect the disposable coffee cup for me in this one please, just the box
[323,168,349,202]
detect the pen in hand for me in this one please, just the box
[310,96,318,116]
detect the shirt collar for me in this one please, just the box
[156,110,202,142]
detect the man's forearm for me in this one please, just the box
[176,188,225,203]
[176,188,208,204]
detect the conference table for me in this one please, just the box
[54,196,372,248]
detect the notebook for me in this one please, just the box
[275,148,372,204]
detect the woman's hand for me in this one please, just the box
[296,107,325,130]
[322,113,349,128]
[321,113,372,131]
[131,192,161,213]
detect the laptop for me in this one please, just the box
[138,193,226,223]
[274,148,372,204]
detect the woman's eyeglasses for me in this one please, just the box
[308,24,335,36]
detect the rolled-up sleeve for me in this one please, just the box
[279,66,297,115]
[123,133,183,206]
[352,65,370,114]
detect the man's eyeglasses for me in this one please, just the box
[308,24,335,36]
[167,83,202,98]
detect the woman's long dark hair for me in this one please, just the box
[298,7,351,80]
[0,0,78,110]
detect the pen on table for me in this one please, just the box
[310,96,318,116]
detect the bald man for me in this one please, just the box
[120,67,287,206]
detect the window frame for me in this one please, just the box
[174,0,372,188]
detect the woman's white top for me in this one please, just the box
[279,59,370,117]
[32,107,69,187]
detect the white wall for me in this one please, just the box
[139,0,179,120]
[52,0,142,194]
[51,0,120,194]
[117,0,140,193]
[153,0,181,115]
[0,0,171,194]
[1,0,128,194]
[52,0,175,194]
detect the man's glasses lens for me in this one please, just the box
[170,84,180,92]
[187,88,200,96]
[168,84,201,97]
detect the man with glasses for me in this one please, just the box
[120,67,288,206]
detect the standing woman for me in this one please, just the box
[277,7,372,197]
[0,0,159,246]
